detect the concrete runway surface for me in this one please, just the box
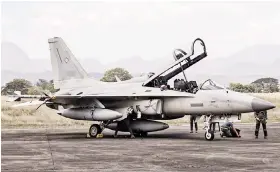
[2,123,280,172]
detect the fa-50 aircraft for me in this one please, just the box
[14,37,275,141]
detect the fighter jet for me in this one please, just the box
[14,37,275,141]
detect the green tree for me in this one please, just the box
[251,83,263,93]
[229,83,244,92]
[1,79,32,95]
[100,68,132,82]
[243,84,255,93]
[36,79,55,93]
[229,83,255,93]
[27,86,42,95]
[251,77,279,93]
[252,77,278,84]
[36,79,48,89]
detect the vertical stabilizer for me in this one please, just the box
[48,37,88,89]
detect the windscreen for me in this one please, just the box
[200,79,225,90]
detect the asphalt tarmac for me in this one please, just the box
[2,123,280,172]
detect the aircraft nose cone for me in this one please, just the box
[251,98,276,111]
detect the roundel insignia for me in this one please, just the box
[65,57,69,63]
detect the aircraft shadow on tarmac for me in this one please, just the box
[45,133,270,144]
[0,132,209,141]
[45,132,227,141]
[3,131,264,142]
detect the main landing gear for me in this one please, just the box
[89,121,111,138]
[204,114,215,141]
[89,124,101,137]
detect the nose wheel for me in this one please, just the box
[205,131,215,141]
[203,114,215,141]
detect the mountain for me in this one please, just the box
[1,42,51,74]
[1,42,280,86]
[1,42,104,84]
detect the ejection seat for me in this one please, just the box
[188,81,199,93]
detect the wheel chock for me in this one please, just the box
[96,134,103,138]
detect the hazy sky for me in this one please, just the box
[2,1,280,64]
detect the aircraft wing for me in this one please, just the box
[54,91,194,98]
[51,90,195,103]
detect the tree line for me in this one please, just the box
[229,78,279,93]
[1,68,132,95]
[1,68,279,95]
[1,79,56,95]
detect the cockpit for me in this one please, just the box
[142,38,210,94]
[200,79,225,90]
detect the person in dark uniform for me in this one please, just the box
[190,115,198,133]
[114,107,135,138]
[254,111,268,139]
[221,121,241,137]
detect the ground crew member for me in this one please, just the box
[190,115,198,133]
[254,111,268,139]
[114,107,135,138]
[221,121,241,137]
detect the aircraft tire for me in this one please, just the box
[205,131,215,141]
[89,124,101,137]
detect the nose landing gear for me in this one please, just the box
[205,131,215,141]
[204,114,215,141]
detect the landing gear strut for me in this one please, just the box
[204,114,215,141]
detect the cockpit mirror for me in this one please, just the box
[173,49,187,61]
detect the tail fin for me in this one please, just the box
[48,37,88,89]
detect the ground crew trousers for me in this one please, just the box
[255,120,267,137]
[190,116,198,131]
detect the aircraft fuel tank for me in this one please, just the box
[106,119,169,132]
[57,108,123,121]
